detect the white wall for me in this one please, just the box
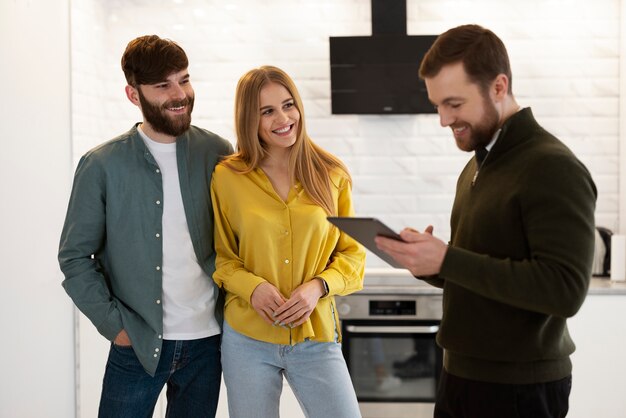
[72,0,622,258]
[568,295,626,418]
[617,0,626,234]
[0,0,76,417]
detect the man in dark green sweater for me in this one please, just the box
[376,24,597,418]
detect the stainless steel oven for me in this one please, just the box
[336,293,443,418]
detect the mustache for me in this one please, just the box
[163,97,192,109]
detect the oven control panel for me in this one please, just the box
[369,300,416,316]
[335,294,443,320]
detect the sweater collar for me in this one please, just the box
[488,107,539,160]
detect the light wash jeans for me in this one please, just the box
[221,321,361,418]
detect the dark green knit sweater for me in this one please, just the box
[429,108,597,384]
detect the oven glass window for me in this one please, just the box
[343,321,441,402]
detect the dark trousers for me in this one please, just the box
[434,368,572,418]
[98,335,222,418]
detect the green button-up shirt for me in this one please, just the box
[58,124,233,376]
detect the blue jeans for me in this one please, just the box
[98,335,221,418]
[221,321,361,418]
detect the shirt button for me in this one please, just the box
[156,200,161,205]
[156,233,160,238]
[155,348,160,352]
[153,354,158,358]
[156,169,160,173]
[284,230,289,235]
[156,299,161,304]
[158,334,162,339]
[156,266,161,271]
[284,259,290,264]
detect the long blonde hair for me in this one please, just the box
[223,65,350,215]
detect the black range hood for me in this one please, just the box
[329,0,437,115]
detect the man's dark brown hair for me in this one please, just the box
[419,24,513,94]
[121,35,188,87]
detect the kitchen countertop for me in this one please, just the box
[361,268,626,296]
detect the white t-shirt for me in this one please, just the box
[140,127,220,340]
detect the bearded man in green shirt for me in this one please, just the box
[376,24,597,418]
[58,35,232,417]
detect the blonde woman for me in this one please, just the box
[211,66,364,418]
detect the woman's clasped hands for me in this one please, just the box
[250,279,326,328]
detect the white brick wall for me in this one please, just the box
[72,0,622,268]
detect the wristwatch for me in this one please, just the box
[318,278,330,297]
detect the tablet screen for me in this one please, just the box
[327,217,405,269]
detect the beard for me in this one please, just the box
[454,95,500,152]
[138,88,194,138]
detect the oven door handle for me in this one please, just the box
[345,325,439,334]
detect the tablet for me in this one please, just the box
[327,217,405,269]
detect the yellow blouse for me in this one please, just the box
[210,160,365,345]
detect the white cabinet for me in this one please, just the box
[567,294,626,418]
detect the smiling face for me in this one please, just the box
[126,68,194,142]
[425,62,502,152]
[257,82,300,154]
